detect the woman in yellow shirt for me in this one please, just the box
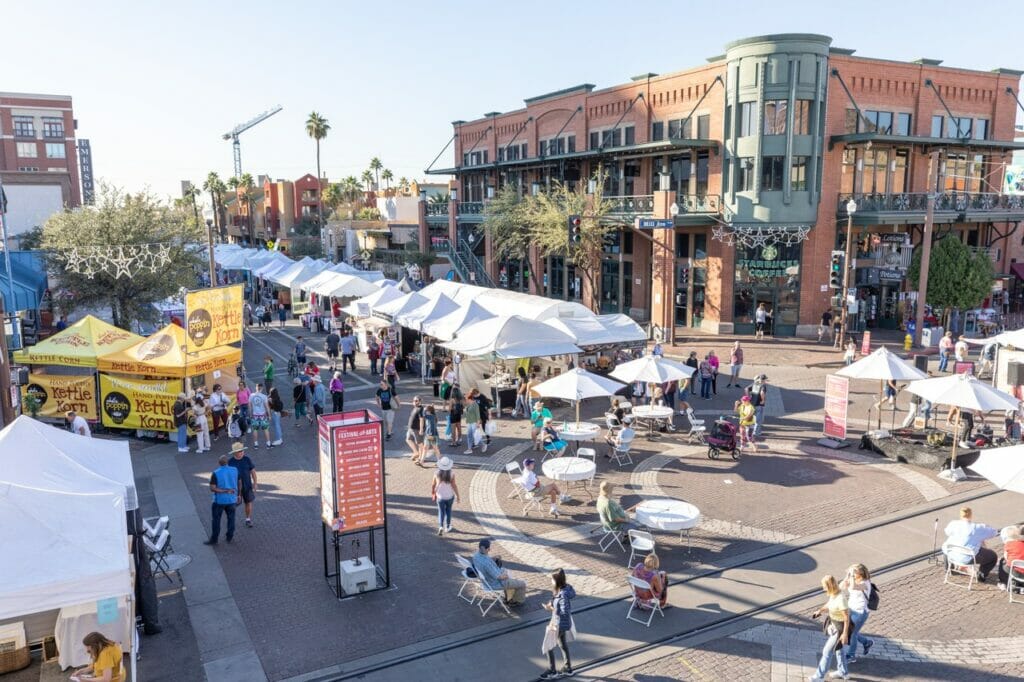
[736,395,755,448]
[73,632,123,682]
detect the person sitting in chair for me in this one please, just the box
[541,417,568,455]
[942,506,999,582]
[605,416,635,458]
[519,458,562,517]
[471,538,526,605]
[631,553,669,609]
[596,481,636,534]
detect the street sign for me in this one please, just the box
[635,218,674,229]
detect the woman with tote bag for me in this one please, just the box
[540,568,577,679]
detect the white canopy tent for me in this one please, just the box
[396,293,459,332]
[532,368,624,424]
[836,346,929,430]
[415,280,593,320]
[322,273,382,299]
[342,284,404,317]
[421,299,496,341]
[441,315,582,359]
[374,291,429,320]
[610,355,695,384]
[268,261,330,289]
[544,314,647,349]
[968,444,1024,494]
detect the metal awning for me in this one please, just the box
[829,132,1024,153]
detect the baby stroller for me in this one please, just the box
[286,351,299,378]
[706,417,739,460]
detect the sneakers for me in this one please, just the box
[245,518,253,527]
[463,449,474,455]
[559,668,575,678]
[482,443,488,452]
[252,443,260,448]
[549,506,560,518]
[436,527,444,536]
[202,539,217,546]
[177,448,189,453]
[862,639,873,657]
[271,439,282,446]
[540,671,560,680]
[445,525,453,533]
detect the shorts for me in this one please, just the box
[425,435,438,447]
[250,415,269,430]
[755,321,765,332]
[296,355,307,365]
[406,429,422,444]
[327,349,339,359]
[240,487,255,504]
[535,483,556,497]
[294,402,307,417]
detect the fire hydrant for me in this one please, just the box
[904,333,913,351]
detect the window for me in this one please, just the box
[45,143,65,159]
[840,149,856,194]
[696,114,710,139]
[895,113,912,136]
[763,100,787,135]
[931,115,944,138]
[623,126,635,146]
[876,111,893,134]
[793,100,811,135]
[844,109,859,134]
[739,102,757,137]
[16,142,37,158]
[974,119,988,140]
[724,106,732,137]
[737,157,755,192]
[566,135,575,153]
[13,116,34,137]
[520,142,528,159]
[668,118,691,140]
[669,154,691,195]
[790,156,808,191]
[651,121,664,141]
[42,117,64,139]
[892,150,909,192]
[863,149,888,193]
[589,131,599,149]
[947,117,971,138]
[761,156,785,190]
[695,151,709,197]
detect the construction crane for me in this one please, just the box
[222,105,283,177]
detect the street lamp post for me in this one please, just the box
[839,198,857,348]
[203,206,217,287]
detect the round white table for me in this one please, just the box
[543,456,597,500]
[558,422,601,454]
[631,405,675,438]
[633,498,701,549]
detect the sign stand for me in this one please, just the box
[318,408,391,599]
[818,374,851,449]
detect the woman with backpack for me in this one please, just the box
[540,568,576,679]
[841,563,876,664]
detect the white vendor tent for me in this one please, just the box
[0,482,130,620]
[342,284,404,317]
[415,280,593,320]
[298,269,344,296]
[270,261,330,289]
[396,293,459,332]
[421,299,496,341]
[374,291,429,320]
[323,273,382,299]
[441,315,582,359]
[545,314,646,349]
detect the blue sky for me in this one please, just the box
[6,0,1021,201]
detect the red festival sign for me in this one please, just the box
[860,330,872,357]
[823,374,850,440]
[317,411,385,533]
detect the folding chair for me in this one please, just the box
[685,408,707,444]
[597,522,627,552]
[1009,560,1024,604]
[505,461,524,500]
[541,441,566,462]
[611,437,634,467]
[626,575,665,627]
[627,529,656,567]
[475,576,513,617]
[605,414,623,438]
[577,447,597,463]
[619,401,633,415]
[143,515,168,540]
[145,529,174,583]
[454,554,478,604]
[943,544,980,590]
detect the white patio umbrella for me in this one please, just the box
[610,355,695,384]
[967,444,1024,494]
[906,372,1020,473]
[532,368,625,425]
[836,346,928,429]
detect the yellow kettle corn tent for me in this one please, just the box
[96,323,241,378]
[13,315,143,368]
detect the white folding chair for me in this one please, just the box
[943,545,980,590]
[475,576,513,617]
[619,401,633,414]
[145,530,174,583]
[685,408,707,443]
[597,523,627,552]
[577,447,597,463]
[518,486,541,516]
[612,436,634,467]
[627,529,656,567]
[143,515,169,540]
[454,554,478,604]
[505,461,524,500]
[1009,560,1024,603]
[604,414,623,437]
[541,441,566,462]
[626,575,665,627]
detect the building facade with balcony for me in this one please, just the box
[426,34,1024,338]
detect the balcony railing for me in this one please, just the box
[425,202,449,217]
[606,195,654,215]
[676,194,720,214]
[838,192,1024,215]
[457,201,485,216]
[430,236,451,253]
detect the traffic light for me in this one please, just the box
[568,214,582,245]
[829,250,845,289]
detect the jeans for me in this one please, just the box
[753,405,764,437]
[815,625,848,679]
[210,502,236,542]
[239,404,249,420]
[845,609,872,659]
[370,357,379,374]
[332,391,344,413]
[939,350,950,372]
[270,411,282,442]
[514,393,529,417]
[700,377,712,399]
[663,391,675,410]
[176,424,187,449]
[547,628,572,673]
[436,496,454,528]
[343,353,356,372]
[466,422,481,449]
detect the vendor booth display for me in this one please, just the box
[13,315,142,367]
[97,323,241,379]
[342,284,403,317]
[20,374,98,422]
[836,346,928,430]
[421,299,495,342]
[441,315,582,359]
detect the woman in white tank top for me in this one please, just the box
[431,457,460,536]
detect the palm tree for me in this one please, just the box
[369,157,383,189]
[305,112,331,227]
[203,171,227,241]
[398,176,410,195]
[381,169,394,193]
[341,176,362,204]
[361,170,374,193]
[322,183,343,218]
[230,173,257,240]
[182,184,201,228]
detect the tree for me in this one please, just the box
[341,176,363,204]
[203,171,227,241]
[305,111,330,226]
[17,225,44,250]
[230,173,258,239]
[41,184,204,329]
[369,157,383,190]
[289,236,323,259]
[179,184,201,229]
[381,168,394,193]
[361,170,374,192]
[428,191,448,205]
[398,177,410,195]
[908,234,995,325]
[321,183,343,218]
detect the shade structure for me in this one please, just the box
[993,328,1024,349]
[421,299,496,341]
[267,260,329,288]
[374,291,429,320]
[298,269,343,296]
[440,315,582,359]
[342,284,403,317]
[544,314,646,349]
[97,323,241,378]
[13,315,143,367]
[967,445,1024,494]
[610,355,695,384]
[0,482,130,621]
[836,346,928,381]
[396,293,459,332]
[302,271,380,299]
[533,368,624,424]
[906,372,1019,412]
[0,415,137,510]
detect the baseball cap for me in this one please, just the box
[741,395,751,402]
[524,458,536,467]
[757,374,768,381]
[478,538,491,550]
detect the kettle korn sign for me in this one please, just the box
[20,375,98,421]
[185,284,244,353]
[99,374,180,431]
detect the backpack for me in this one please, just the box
[228,417,242,439]
[867,584,880,611]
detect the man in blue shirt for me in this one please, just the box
[942,506,999,580]
[204,455,240,545]
[339,333,357,373]
[471,539,526,604]
[227,442,258,528]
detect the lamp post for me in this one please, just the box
[203,206,217,287]
[839,198,857,348]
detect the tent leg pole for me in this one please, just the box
[951,412,961,471]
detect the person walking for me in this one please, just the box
[262,355,275,391]
[277,303,287,329]
[736,395,755,449]
[708,350,720,395]
[749,374,768,439]
[727,341,743,387]
[513,366,530,418]
[324,329,340,372]
[268,386,284,446]
[844,338,857,366]
[540,568,576,679]
[340,331,358,373]
[248,384,272,448]
[235,381,251,420]
[383,355,399,394]
[463,392,483,454]
[473,388,493,447]
[192,397,211,453]
[227,405,248,443]
[809,574,850,681]
[431,456,460,535]
[227,442,258,528]
[367,336,381,375]
[447,384,464,447]
[311,375,328,421]
[329,371,345,413]
[755,302,767,340]
[203,455,240,545]
[292,377,311,426]
[254,303,266,330]
[684,351,699,398]
[375,377,399,440]
[405,396,425,461]
[294,336,308,367]
[208,384,229,440]
[698,354,713,400]
[841,563,875,664]
[173,392,190,453]
[420,404,441,464]
[938,331,954,372]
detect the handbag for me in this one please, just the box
[485,421,498,437]
[867,584,880,611]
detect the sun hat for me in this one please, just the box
[231,442,246,454]
[437,456,453,471]
[741,395,751,402]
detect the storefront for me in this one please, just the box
[733,243,802,337]
[852,232,912,331]
[673,231,708,335]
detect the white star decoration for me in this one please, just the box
[711,224,811,249]
[60,243,177,279]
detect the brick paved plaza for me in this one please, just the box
[126,325,1023,681]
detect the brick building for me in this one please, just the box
[425,33,1024,338]
[223,173,325,244]
[0,92,82,245]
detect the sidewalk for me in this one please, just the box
[288,485,1017,682]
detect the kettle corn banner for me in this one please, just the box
[99,374,183,432]
[185,284,244,354]
[21,375,99,421]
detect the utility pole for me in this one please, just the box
[205,219,218,287]
[0,294,14,426]
[914,151,939,347]
[838,198,857,347]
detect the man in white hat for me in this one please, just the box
[227,442,258,527]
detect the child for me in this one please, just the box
[227,405,248,443]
